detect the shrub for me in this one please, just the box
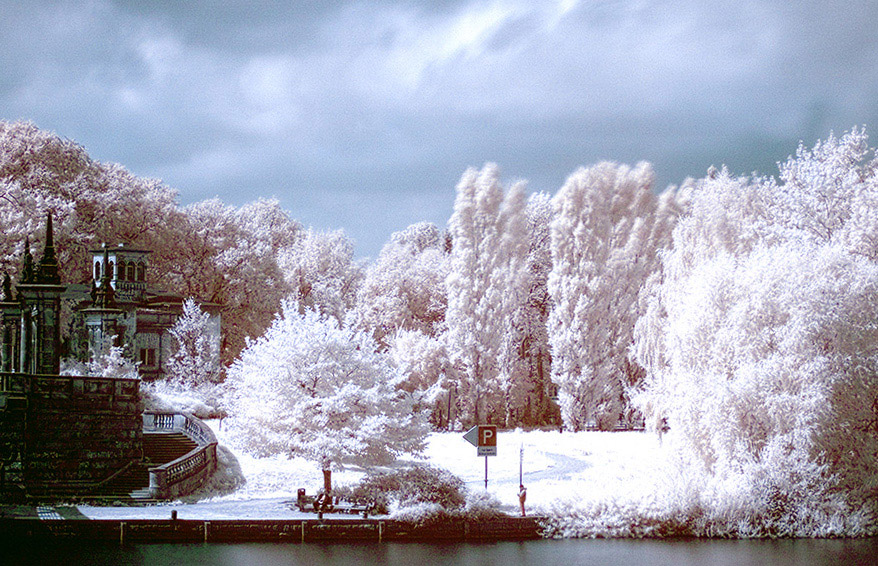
[338,465,466,515]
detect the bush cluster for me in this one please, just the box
[336,465,466,515]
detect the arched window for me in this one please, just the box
[94,261,101,280]
[117,260,126,281]
[136,263,146,282]
[108,261,115,280]
[127,262,136,281]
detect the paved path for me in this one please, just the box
[77,497,378,521]
[0,504,94,521]
[36,506,63,520]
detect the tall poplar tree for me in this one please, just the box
[548,161,668,430]
[444,164,529,427]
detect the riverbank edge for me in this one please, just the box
[0,515,546,544]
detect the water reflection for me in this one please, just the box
[7,537,877,566]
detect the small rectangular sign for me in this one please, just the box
[477,446,497,457]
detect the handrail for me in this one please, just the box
[84,459,139,495]
[142,411,218,500]
[0,371,140,395]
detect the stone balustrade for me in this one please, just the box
[143,411,218,500]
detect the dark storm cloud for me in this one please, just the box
[2,0,878,256]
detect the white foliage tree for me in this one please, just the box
[85,334,139,380]
[226,299,428,492]
[0,121,307,366]
[548,162,666,430]
[445,164,529,427]
[355,222,448,346]
[387,328,449,427]
[0,120,178,287]
[499,192,557,426]
[278,228,362,321]
[160,198,299,365]
[633,129,878,534]
[166,298,221,387]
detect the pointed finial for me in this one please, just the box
[45,212,54,248]
[36,212,60,284]
[93,246,117,309]
[21,236,34,283]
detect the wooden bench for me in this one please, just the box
[292,488,373,518]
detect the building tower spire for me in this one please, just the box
[15,215,66,375]
[84,244,123,364]
[92,246,117,309]
[36,212,60,284]
[0,272,13,372]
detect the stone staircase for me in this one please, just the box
[90,431,198,502]
[142,431,198,467]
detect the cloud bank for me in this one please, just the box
[3,0,877,256]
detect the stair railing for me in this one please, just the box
[142,411,218,500]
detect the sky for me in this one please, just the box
[2,1,878,257]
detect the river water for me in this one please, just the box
[9,537,876,565]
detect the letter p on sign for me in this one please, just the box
[480,426,496,446]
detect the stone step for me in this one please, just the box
[129,487,155,501]
[143,432,197,464]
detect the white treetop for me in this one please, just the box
[354,222,448,346]
[0,121,306,365]
[499,192,557,426]
[163,197,300,364]
[278,227,362,321]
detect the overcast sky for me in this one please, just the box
[3,1,877,257]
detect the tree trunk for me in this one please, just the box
[323,469,332,495]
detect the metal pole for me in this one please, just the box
[484,455,488,490]
[519,444,523,486]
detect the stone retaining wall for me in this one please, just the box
[0,516,546,543]
[0,373,142,498]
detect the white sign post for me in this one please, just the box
[464,425,497,489]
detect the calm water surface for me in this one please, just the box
[8,537,877,565]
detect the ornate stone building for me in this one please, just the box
[65,244,221,381]
[0,215,142,498]
[0,215,219,500]
[1,215,64,375]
